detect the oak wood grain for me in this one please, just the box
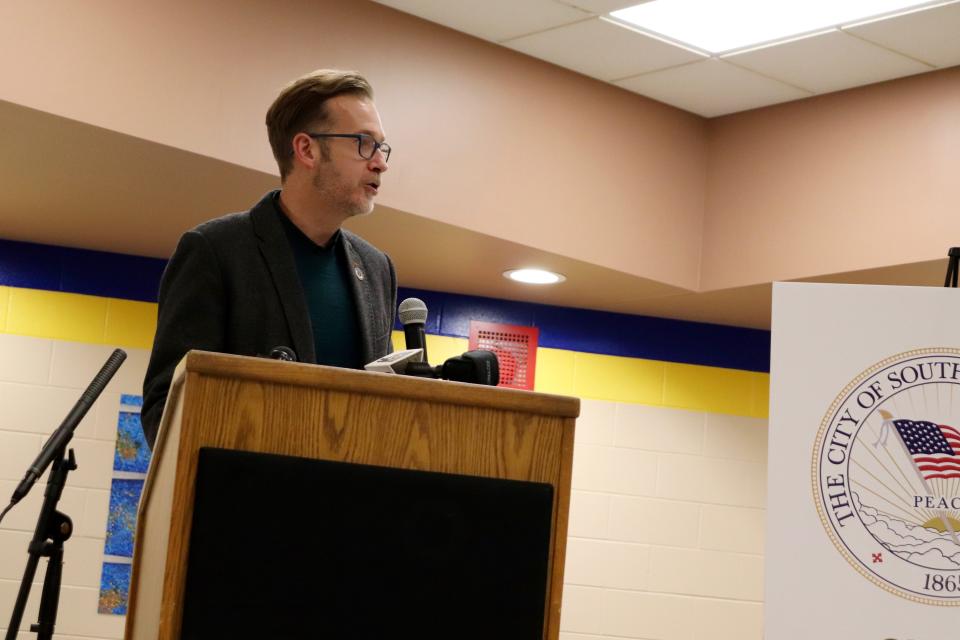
[126,351,578,640]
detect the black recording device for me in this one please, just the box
[405,350,500,386]
[395,297,499,385]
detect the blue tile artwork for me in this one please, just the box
[120,394,144,407]
[101,396,151,616]
[98,562,132,615]
[105,478,144,558]
[113,412,150,473]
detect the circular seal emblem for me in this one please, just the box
[814,349,960,605]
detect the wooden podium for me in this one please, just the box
[124,351,579,639]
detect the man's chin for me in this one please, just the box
[349,200,376,217]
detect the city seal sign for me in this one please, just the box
[813,349,960,605]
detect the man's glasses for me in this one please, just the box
[306,133,391,163]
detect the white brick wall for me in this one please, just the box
[0,334,146,640]
[560,399,768,639]
[0,334,770,639]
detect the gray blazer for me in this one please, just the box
[141,191,396,447]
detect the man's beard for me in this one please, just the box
[312,168,373,217]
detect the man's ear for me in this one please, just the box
[290,132,318,170]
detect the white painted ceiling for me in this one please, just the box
[373,0,960,116]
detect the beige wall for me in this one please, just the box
[2,1,954,294]
[702,67,960,290]
[4,2,954,638]
[0,0,707,290]
[0,333,766,640]
[0,334,147,640]
[562,400,765,639]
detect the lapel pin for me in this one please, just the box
[354,266,365,281]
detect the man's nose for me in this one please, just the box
[368,149,388,173]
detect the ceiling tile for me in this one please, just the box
[845,1,960,68]
[372,0,589,42]
[504,17,704,81]
[615,59,811,117]
[556,0,651,14]
[725,29,932,94]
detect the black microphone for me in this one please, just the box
[10,349,126,506]
[404,350,500,386]
[269,346,298,362]
[398,298,428,363]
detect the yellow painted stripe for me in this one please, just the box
[2,286,157,349]
[534,347,575,396]
[426,335,469,364]
[389,331,469,365]
[663,361,755,416]
[0,286,9,331]
[752,373,770,419]
[6,287,109,343]
[573,352,664,405]
[547,348,769,418]
[105,298,158,350]
[2,287,769,417]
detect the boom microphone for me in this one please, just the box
[10,349,126,507]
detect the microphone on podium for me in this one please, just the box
[397,298,428,364]
[365,297,500,386]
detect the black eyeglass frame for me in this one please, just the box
[304,133,391,162]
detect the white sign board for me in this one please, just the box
[767,282,960,640]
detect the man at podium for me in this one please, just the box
[141,69,397,448]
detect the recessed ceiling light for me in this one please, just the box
[503,269,566,285]
[611,0,937,54]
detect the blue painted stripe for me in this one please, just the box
[397,287,771,373]
[0,239,770,371]
[0,239,63,291]
[0,239,165,302]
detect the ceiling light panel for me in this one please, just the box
[845,0,960,67]
[505,17,705,81]
[611,0,939,53]
[726,30,932,94]
[373,0,589,42]
[615,59,811,117]
[504,269,566,284]
[557,0,651,13]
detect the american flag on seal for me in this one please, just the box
[893,419,960,481]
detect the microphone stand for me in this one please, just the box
[4,349,126,640]
[945,247,959,288]
[5,448,76,640]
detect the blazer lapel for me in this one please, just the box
[341,234,377,365]
[250,193,316,363]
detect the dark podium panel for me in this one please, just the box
[181,448,555,640]
[125,353,578,639]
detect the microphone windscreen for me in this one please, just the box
[398,298,428,325]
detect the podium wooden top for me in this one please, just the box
[129,350,579,640]
[178,350,580,419]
